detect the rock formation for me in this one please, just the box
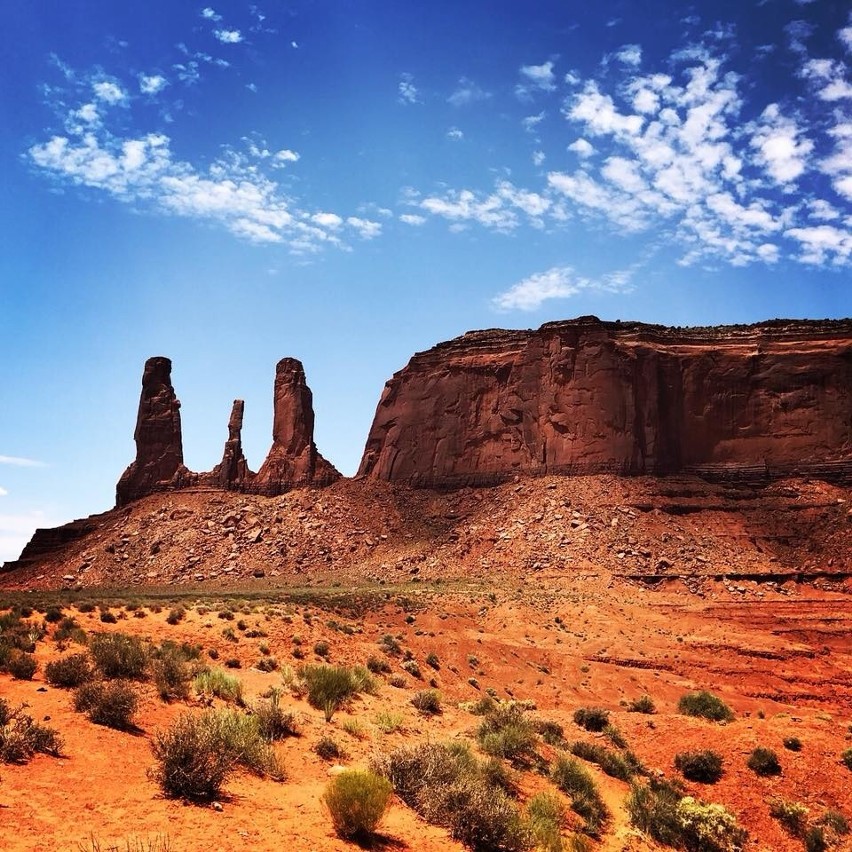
[204,400,253,490]
[116,357,191,506]
[115,357,339,506]
[358,316,852,487]
[251,358,340,494]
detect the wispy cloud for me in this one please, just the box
[139,74,167,95]
[446,127,464,141]
[417,27,852,272]
[492,264,635,311]
[448,77,490,107]
[516,61,556,98]
[30,55,376,254]
[0,487,8,497]
[214,29,244,44]
[398,73,420,105]
[0,455,47,468]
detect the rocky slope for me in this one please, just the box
[358,317,852,487]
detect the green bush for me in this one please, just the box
[0,700,64,763]
[426,652,440,669]
[366,655,391,674]
[253,690,299,740]
[323,769,392,839]
[533,718,565,746]
[570,740,638,781]
[90,633,148,679]
[193,668,244,704]
[74,680,139,730]
[674,750,724,784]
[817,809,849,836]
[7,651,38,680]
[44,606,64,623]
[477,703,538,764]
[627,694,656,714]
[151,643,194,701]
[314,640,330,658]
[783,736,802,752]
[526,791,565,852]
[54,616,87,645]
[45,653,93,687]
[301,664,361,722]
[150,708,283,800]
[804,826,827,852]
[747,747,781,776]
[573,707,609,732]
[149,711,234,799]
[551,754,608,837]
[165,607,185,626]
[372,741,533,851]
[602,724,627,749]
[315,735,345,761]
[627,779,747,852]
[411,689,442,714]
[677,691,734,722]
[769,798,808,837]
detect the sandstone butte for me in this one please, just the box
[359,316,852,487]
[3,314,852,576]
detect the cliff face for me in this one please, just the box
[116,357,339,506]
[358,317,852,486]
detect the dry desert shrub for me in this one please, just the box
[74,680,139,730]
[0,698,63,763]
[45,652,93,687]
[323,769,392,839]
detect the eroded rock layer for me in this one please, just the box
[358,317,852,487]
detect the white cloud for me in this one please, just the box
[93,80,126,104]
[346,217,382,239]
[201,7,222,21]
[615,44,642,67]
[492,263,635,311]
[448,78,490,107]
[139,74,167,95]
[446,127,464,141]
[0,455,46,467]
[801,58,852,101]
[785,224,852,265]
[273,148,300,164]
[532,150,546,166]
[0,487,8,497]
[522,112,545,133]
[399,213,426,225]
[840,25,852,53]
[77,103,99,123]
[398,73,419,105]
[568,138,595,158]
[516,61,556,98]
[749,104,814,186]
[313,212,343,228]
[214,29,243,44]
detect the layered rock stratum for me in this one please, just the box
[359,316,852,487]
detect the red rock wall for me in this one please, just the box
[357,317,852,486]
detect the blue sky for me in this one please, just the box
[1,0,850,562]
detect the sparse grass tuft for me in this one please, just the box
[193,668,244,705]
[0,699,64,763]
[551,754,608,837]
[627,694,656,714]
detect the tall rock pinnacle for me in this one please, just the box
[207,399,252,490]
[116,357,190,506]
[253,358,341,494]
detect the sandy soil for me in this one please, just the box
[1,577,851,852]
